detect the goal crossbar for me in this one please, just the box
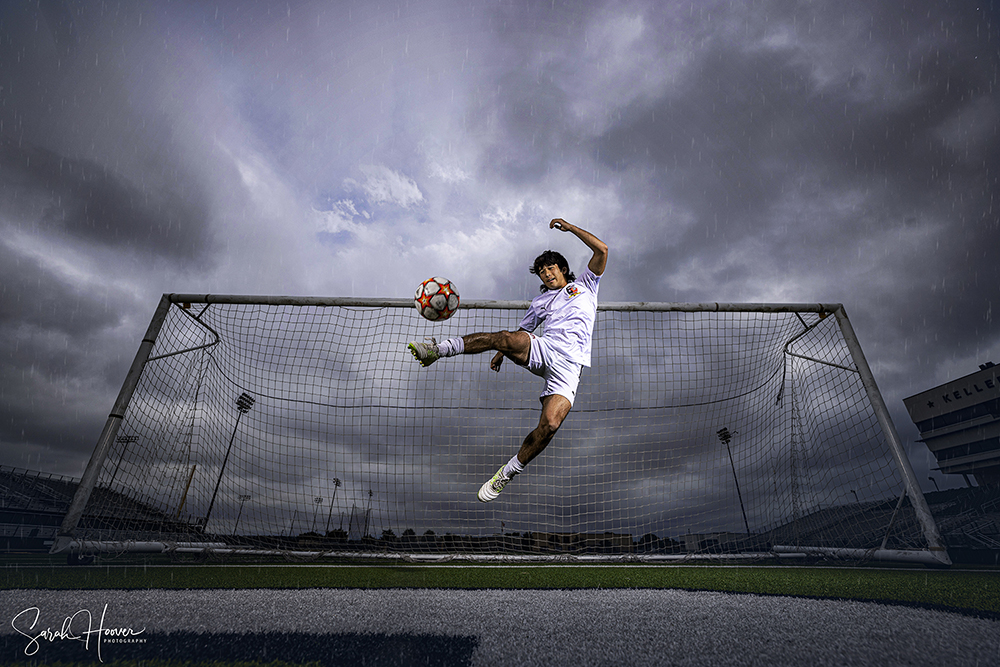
[166,293,844,312]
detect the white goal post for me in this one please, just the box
[52,294,950,566]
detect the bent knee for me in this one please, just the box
[539,412,566,434]
[498,330,530,362]
[501,329,530,346]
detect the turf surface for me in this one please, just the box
[2,561,998,618]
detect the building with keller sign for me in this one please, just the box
[904,362,1000,486]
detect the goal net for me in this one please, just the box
[54,295,949,565]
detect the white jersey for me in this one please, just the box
[518,267,601,367]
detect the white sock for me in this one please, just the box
[436,337,465,357]
[502,454,524,478]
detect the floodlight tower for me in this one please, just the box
[325,478,342,534]
[312,496,323,532]
[717,427,751,536]
[205,392,255,529]
[363,489,373,538]
[233,494,252,536]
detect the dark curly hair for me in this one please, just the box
[530,250,575,292]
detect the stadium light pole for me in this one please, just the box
[363,489,373,539]
[312,496,323,532]
[717,428,751,536]
[205,392,255,530]
[233,494,251,536]
[325,478,341,535]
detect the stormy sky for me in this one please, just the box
[1,0,998,511]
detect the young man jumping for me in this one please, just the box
[407,218,608,502]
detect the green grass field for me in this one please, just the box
[2,555,998,618]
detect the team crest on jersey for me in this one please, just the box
[565,284,581,298]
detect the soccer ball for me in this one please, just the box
[414,277,460,321]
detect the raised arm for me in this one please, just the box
[550,218,608,276]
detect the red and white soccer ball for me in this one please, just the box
[414,277,460,321]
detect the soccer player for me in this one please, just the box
[408,218,608,502]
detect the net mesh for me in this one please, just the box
[68,299,933,559]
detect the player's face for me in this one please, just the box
[539,264,568,290]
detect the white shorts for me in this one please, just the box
[526,333,583,405]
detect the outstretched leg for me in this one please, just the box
[458,330,530,366]
[408,330,530,367]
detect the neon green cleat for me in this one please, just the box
[407,339,439,367]
[478,465,516,502]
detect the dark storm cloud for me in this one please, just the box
[0,239,114,334]
[576,1,999,363]
[467,4,587,185]
[0,137,213,261]
[476,0,999,312]
[0,132,217,469]
[590,3,998,239]
[0,0,235,474]
[479,68,578,185]
[0,249,120,467]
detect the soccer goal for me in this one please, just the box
[52,294,950,566]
